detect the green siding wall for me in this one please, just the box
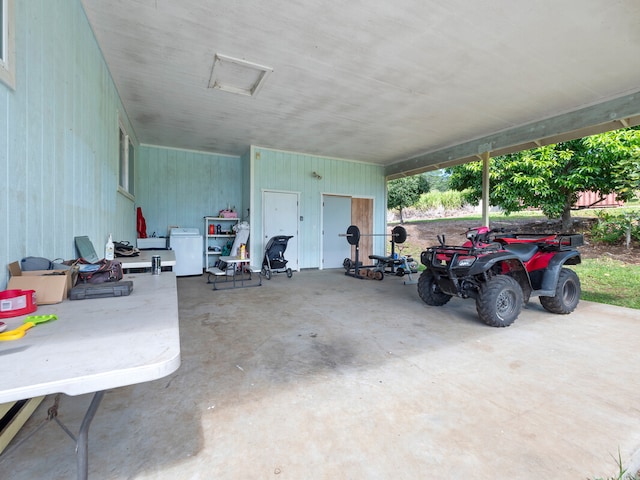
[136,145,243,237]
[0,0,136,288]
[249,147,386,269]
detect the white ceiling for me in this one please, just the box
[81,0,640,173]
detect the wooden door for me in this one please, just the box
[351,198,373,261]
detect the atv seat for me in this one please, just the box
[503,243,539,262]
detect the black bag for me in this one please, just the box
[114,241,140,257]
[76,258,123,284]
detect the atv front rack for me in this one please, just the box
[420,245,497,270]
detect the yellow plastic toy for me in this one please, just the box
[0,314,58,341]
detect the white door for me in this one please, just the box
[322,195,352,269]
[263,191,299,271]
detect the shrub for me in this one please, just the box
[590,210,640,246]
[416,190,466,211]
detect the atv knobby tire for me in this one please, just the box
[539,268,581,314]
[417,270,452,306]
[476,275,523,327]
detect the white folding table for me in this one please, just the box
[118,249,176,272]
[0,272,181,480]
[205,255,262,289]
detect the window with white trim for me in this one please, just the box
[118,121,135,198]
[0,0,15,89]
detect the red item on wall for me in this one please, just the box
[137,207,148,238]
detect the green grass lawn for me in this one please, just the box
[572,204,640,310]
[575,258,640,310]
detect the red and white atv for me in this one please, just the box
[418,226,583,327]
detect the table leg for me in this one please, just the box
[76,391,105,480]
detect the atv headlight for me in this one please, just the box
[456,256,476,267]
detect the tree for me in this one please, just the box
[448,127,640,231]
[588,129,640,196]
[387,174,430,223]
[424,169,451,192]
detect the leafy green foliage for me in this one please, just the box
[416,190,466,210]
[448,127,640,230]
[591,210,640,246]
[586,129,640,197]
[387,174,430,223]
[423,169,451,192]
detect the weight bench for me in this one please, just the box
[369,254,403,269]
[368,254,418,285]
[341,224,410,281]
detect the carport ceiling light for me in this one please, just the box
[208,54,273,97]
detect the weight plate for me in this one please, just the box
[392,226,407,244]
[346,225,360,246]
[343,258,353,270]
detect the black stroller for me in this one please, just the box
[261,235,294,280]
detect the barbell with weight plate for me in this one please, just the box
[339,225,407,246]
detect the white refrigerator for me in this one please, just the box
[169,228,203,276]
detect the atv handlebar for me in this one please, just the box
[463,227,509,249]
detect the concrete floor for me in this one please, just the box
[1,269,639,479]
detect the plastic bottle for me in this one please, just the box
[105,234,115,260]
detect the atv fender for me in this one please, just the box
[468,252,533,298]
[537,250,582,296]
[467,251,524,276]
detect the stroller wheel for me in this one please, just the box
[286,268,293,278]
[265,269,272,280]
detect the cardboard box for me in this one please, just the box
[7,262,75,305]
